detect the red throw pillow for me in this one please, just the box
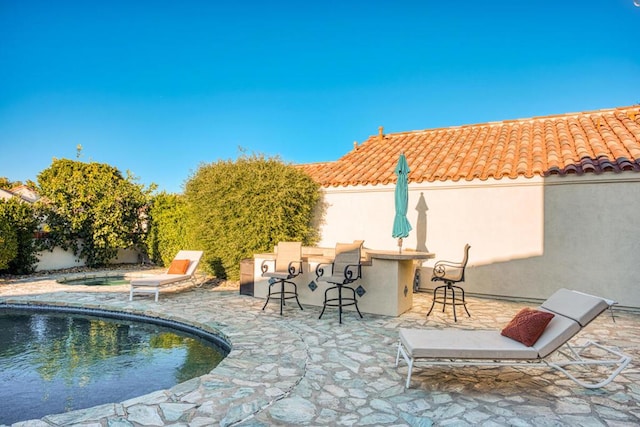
[167,259,190,274]
[501,307,555,347]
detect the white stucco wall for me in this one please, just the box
[36,247,85,271]
[36,247,140,271]
[0,189,15,201]
[317,173,640,308]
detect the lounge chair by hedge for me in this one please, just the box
[129,250,203,302]
[396,288,631,389]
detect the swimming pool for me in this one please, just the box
[0,305,230,425]
[56,275,130,286]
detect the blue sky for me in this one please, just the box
[1,1,639,194]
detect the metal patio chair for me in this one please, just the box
[315,241,364,324]
[427,243,471,322]
[261,241,304,315]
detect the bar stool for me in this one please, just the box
[315,241,364,324]
[261,242,304,315]
[427,244,471,322]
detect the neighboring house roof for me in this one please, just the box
[299,105,640,187]
[9,185,40,203]
[0,188,15,201]
[0,186,39,203]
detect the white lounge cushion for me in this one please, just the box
[541,288,610,327]
[532,311,581,358]
[130,274,191,287]
[399,328,539,360]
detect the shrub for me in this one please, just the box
[0,198,39,274]
[184,153,321,280]
[37,159,153,267]
[146,192,190,267]
[0,209,18,270]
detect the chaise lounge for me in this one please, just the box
[129,250,203,302]
[396,288,631,389]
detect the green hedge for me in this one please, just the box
[0,199,39,274]
[0,207,18,270]
[146,192,189,267]
[184,153,321,280]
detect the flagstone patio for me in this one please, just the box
[1,272,639,426]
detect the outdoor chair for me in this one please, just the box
[427,243,471,322]
[261,242,304,315]
[397,288,631,389]
[315,240,364,324]
[129,250,203,302]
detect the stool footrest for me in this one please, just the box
[262,279,304,315]
[426,283,470,322]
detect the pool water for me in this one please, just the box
[0,308,228,424]
[57,275,129,286]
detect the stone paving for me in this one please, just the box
[1,271,639,426]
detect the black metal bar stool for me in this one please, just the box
[315,241,364,324]
[427,244,471,322]
[261,242,304,315]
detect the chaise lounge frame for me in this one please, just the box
[396,288,631,389]
[129,250,203,302]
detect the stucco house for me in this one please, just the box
[8,185,40,203]
[0,188,14,201]
[300,105,640,309]
[1,186,39,203]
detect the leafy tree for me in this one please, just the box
[184,153,321,280]
[146,192,190,266]
[0,177,37,190]
[0,208,18,270]
[0,177,12,190]
[37,159,154,267]
[0,198,39,274]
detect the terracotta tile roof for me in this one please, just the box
[298,106,640,187]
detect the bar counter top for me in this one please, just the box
[254,247,434,263]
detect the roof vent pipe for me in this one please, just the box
[378,126,384,142]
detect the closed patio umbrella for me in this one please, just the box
[392,153,412,252]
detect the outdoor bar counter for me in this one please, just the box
[253,247,435,317]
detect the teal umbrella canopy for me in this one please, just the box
[392,153,412,240]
